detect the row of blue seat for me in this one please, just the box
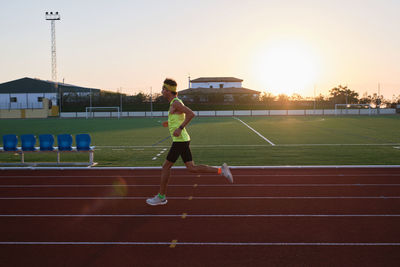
[1,134,93,152]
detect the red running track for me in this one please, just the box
[0,167,400,267]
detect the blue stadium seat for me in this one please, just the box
[57,134,73,151]
[21,134,36,151]
[2,134,19,151]
[39,134,55,151]
[76,134,92,151]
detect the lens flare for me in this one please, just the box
[111,177,128,197]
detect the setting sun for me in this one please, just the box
[254,40,318,96]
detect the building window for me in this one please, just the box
[10,97,17,103]
[224,94,234,102]
[38,97,43,102]
[219,84,224,88]
[199,95,208,102]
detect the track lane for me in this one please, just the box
[1,167,400,177]
[2,174,400,186]
[0,217,399,243]
[1,167,400,267]
[1,199,400,215]
[1,185,400,197]
[2,245,399,267]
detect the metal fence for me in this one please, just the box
[60,108,397,118]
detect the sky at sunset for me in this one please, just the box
[1,0,399,100]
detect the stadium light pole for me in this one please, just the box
[45,12,60,82]
[313,84,316,112]
[150,86,153,118]
[119,87,122,113]
[89,88,92,111]
[45,11,61,115]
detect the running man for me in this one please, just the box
[146,78,233,206]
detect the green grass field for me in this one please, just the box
[1,115,400,166]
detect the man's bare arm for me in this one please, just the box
[172,101,195,136]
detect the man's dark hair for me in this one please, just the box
[164,78,177,87]
[163,78,177,95]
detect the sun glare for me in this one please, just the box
[254,41,318,96]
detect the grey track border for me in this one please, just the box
[1,165,400,170]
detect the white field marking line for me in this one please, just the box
[1,196,400,200]
[2,183,400,188]
[95,143,400,148]
[234,117,275,146]
[278,143,400,147]
[1,214,400,218]
[152,148,167,160]
[0,241,399,246]
[95,146,151,149]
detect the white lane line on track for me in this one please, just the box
[2,165,400,171]
[0,241,399,246]
[1,214,400,218]
[1,183,400,188]
[0,196,400,200]
[234,117,275,146]
[3,173,400,178]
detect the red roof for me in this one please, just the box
[190,77,243,83]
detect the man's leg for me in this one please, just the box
[181,142,217,174]
[181,142,233,183]
[146,159,174,206]
[185,161,233,183]
[160,160,174,195]
[184,161,218,174]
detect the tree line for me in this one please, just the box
[61,85,399,111]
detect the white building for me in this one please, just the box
[190,77,243,89]
[179,77,260,102]
[0,77,100,110]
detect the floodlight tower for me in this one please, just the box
[45,12,60,82]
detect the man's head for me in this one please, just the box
[162,78,177,96]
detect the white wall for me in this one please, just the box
[0,93,57,109]
[191,82,242,88]
[60,109,396,118]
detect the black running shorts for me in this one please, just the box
[166,141,193,163]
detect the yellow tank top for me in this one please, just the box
[168,98,190,142]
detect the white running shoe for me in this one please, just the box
[221,163,233,183]
[146,195,168,206]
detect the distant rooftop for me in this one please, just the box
[190,77,243,83]
[0,77,100,93]
[179,87,260,95]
